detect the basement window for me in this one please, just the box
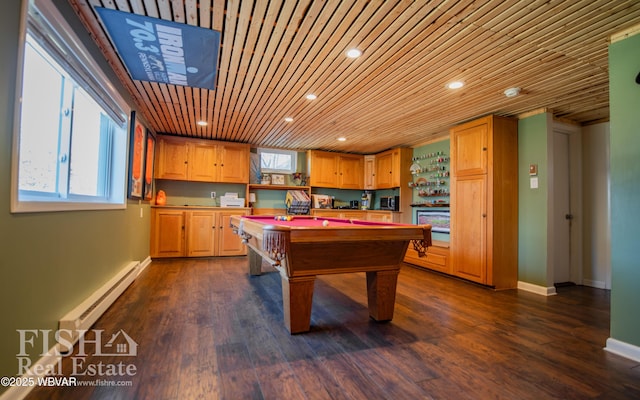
[11,0,129,212]
[258,148,297,174]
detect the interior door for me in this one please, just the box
[553,132,572,284]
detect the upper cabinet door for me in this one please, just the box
[363,155,376,190]
[374,150,394,189]
[217,143,250,183]
[451,119,489,176]
[308,151,339,188]
[156,138,189,180]
[338,154,364,189]
[188,143,217,182]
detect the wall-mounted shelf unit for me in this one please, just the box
[409,151,450,204]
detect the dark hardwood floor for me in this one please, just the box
[27,257,640,399]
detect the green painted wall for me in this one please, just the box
[609,33,640,346]
[0,0,150,385]
[517,113,550,286]
[156,180,247,206]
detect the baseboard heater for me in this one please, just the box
[59,261,140,345]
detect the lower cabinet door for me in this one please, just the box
[151,210,186,258]
[218,210,249,256]
[186,211,217,257]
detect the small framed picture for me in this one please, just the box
[271,174,285,185]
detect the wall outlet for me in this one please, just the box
[210,191,216,198]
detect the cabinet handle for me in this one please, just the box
[482,147,487,151]
[482,213,487,218]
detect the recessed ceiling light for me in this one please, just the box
[337,137,347,142]
[345,48,362,58]
[447,81,464,89]
[197,120,208,126]
[306,94,317,100]
[284,117,294,122]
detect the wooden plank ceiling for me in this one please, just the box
[70,0,640,154]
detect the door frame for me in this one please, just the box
[550,119,583,285]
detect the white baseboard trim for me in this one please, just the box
[137,256,152,277]
[517,281,557,296]
[605,338,640,363]
[583,279,607,289]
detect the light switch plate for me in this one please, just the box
[530,177,539,189]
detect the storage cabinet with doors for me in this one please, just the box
[374,148,411,189]
[150,207,251,258]
[450,115,518,289]
[155,135,249,183]
[307,150,364,189]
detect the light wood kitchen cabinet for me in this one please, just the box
[186,210,217,257]
[450,115,518,289]
[307,150,363,189]
[150,209,186,258]
[374,150,395,188]
[188,143,218,181]
[151,207,250,258]
[374,148,411,189]
[307,150,339,187]
[155,135,249,183]
[216,143,250,183]
[155,138,190,180]
[364,155,376,189]
[218,210,249,255]
[338,154,364,189]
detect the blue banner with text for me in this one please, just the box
[96,7,220,89]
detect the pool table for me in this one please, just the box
[230,215,432,333]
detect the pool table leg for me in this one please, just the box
[281,272,316,334]
[248,248,262,276]
[366,270,400,321]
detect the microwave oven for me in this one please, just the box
[379,195,399,211]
